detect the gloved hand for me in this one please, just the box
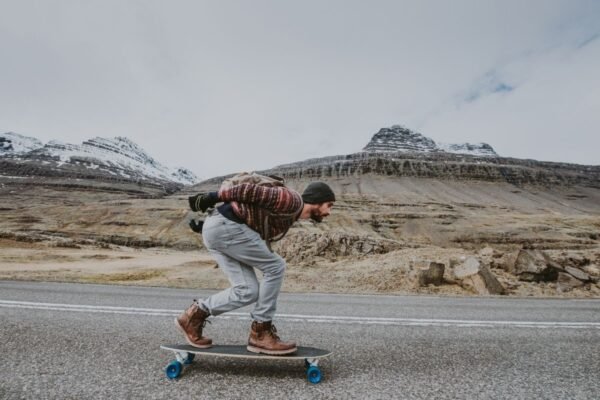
[188,192,219,212]
[189,219,204,233]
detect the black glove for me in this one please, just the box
[189,219,204,233]
[188,192,219,212]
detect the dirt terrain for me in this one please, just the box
[1,174,598,297]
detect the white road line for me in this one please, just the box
[1,299,599,329]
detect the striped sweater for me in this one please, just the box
[218,183,304,241]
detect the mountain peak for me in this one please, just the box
[363,125,498,157]
[363,126,437,153]
[1,132,198,186]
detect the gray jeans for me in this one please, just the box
[200,211,286,322]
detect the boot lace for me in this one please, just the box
[196,318,211,336]
[267,324,281,340]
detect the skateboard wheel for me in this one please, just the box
[184,353,195,365]
[165,361,183,379]
[306,366,322,384]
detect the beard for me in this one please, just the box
[309,209,323,223]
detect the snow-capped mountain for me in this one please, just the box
[0,132,44,155]
[0,132,198,186]
[363,125,438,153]
[363,125,498,157]
[436,142,497,157]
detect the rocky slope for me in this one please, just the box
[184,125,599,296]
[1,125,598,297]
[198,149,599,190]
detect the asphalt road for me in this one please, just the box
[1,281,599,399]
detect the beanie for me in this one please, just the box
[302,182,336,204]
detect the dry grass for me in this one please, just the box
[79,269,166,283]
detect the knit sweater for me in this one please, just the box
[217,183,303,241]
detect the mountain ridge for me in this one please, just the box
[0,132,198,189]
[191,125,596,190]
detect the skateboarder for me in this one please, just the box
[176,181,335,355]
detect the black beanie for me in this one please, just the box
[302,182,336,204]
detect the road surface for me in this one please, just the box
[1,281,599,399]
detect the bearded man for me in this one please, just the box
[176,181,335,355]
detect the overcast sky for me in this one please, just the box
[1,0,599,178]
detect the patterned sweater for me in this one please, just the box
[217,183,303,241]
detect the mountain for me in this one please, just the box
[0,132,44,155]
[363,125,498,157]
[184,126,599,296]
[197,130,598,189]
[1,125,598,297]
[0,132,198,193]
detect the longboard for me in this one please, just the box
[161,344,332,384]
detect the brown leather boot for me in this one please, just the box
[174,300,212,348]
[247,321,297,355]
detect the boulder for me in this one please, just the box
[454,257,481,279]
[493,251,519,272]
[512,249,562,282]
[583,264,599,278]
[478,266,507,295]
[564,266,590,282]
[453,257,505,295]
[557,272,585,292]
[417,262,445,286]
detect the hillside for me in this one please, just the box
[1,126,598,297]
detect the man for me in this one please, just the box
[176,181,335,355]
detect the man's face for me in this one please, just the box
[310,202,334,223]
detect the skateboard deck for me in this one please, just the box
[161,344,332,383]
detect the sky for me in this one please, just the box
[1,0,599,179]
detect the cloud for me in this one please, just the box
[423,32,600,165]
[576,32,600,49]
[1,0,599,179]
[463,71,516,103]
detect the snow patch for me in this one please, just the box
[35,136,198,185]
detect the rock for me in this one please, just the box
[417,262,445,286]
[494,251,519,272]
[564,266,590,282]
[478,246,495,258]
[466,274,492,295]
[565,255,591,268]
[273,230,401,263]
[583,264,599,277]
[453,257,505,295]
[477,266,507,295]
[454,257,481,279]
[512,249,561,282]
[557,272,585,292]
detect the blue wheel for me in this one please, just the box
[184,353,195,365]
[306,366,322,384]
[165,361,183,380]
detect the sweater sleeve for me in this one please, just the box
[218,183,303,214]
